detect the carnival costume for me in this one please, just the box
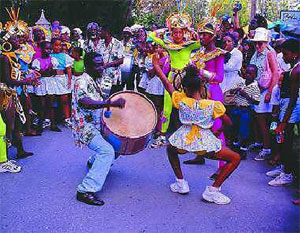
[149,12,200,133]
[191,18,226,150]
[169,91,225,153]
[1,7,29,124]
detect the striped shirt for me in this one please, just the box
[231,80,261,107]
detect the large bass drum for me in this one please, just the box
[101,91,157,155]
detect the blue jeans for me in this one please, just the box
[230,107,252,146]
[77,133,115,193]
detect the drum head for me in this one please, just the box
[103,91,157,138]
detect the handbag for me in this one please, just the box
[258,53,272,89]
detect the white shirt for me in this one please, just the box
[220,48,243,93]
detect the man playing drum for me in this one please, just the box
[72,52,125,206]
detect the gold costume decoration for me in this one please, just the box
[191,48,224,70]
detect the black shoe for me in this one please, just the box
[183,157,205,165]
[76,192,105,206]
[16,151,34,159]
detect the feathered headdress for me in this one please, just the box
[166,0,192,31]
[3,7,28,41]
[197,2,223,34]
[166,12,192,31]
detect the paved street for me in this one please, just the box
[1,128,299,233]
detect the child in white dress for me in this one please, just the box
[153,57,241,205]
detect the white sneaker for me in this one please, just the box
[64,118,72,128]
[266,165,284,178]
[0,160,22,173]
[254,149,271,161]
[43,119,51,129]
[268,172,293,186]
[160,135,169,146]
[149,136,163,149]
[170,178,190,194]
[202,186,231,205]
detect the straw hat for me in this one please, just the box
[251,27,270,42]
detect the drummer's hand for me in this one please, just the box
[111,98,126,108]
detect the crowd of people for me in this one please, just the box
[0,5,299,206]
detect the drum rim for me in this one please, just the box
[101,90,158,139]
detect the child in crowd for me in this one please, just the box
[153,57,240,205]
[71,47,85,76]
[32,41,60,132]
[62,42,69,54]
[228,64,260,159]
[50,38,74,129]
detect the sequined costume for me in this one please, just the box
[149,32,200,133]
[191,48,225,147]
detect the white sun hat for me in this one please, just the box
[251,27,270,42]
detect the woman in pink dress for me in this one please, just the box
[187,24,226,178]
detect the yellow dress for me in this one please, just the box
[168,91,226,153]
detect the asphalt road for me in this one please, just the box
[1,128,299,233]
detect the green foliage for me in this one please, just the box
[133,12,156,29]
[265,0,279,21]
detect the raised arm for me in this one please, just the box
[148,31,166,48]
[152,53,174,95]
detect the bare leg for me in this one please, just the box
[167,145,184,179]
[207,147,240,187]
[256,113,271,149]
[14,118,33,158]
[48,95,61,132]
[60,94,70,119]
[21,94,39,136]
